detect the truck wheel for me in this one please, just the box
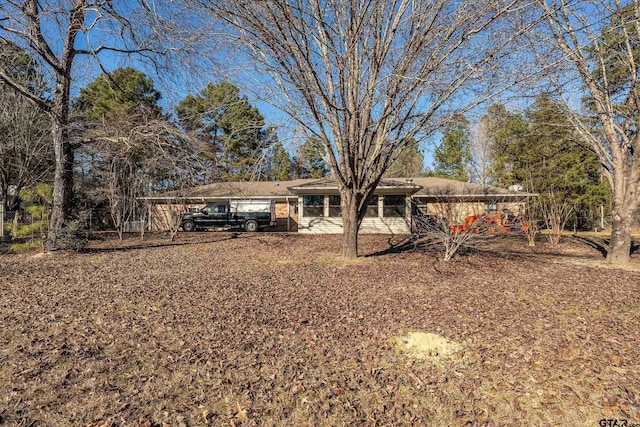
[182,220,195,232]
[244,220,258,232]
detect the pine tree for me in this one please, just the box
[268,142,293,181]
[76,67,162,120]
[7,183,53,252]
[293,138,328,179]
[476,104,528,185]
[384,139,425,178]
[177,82,269,181]
[433,115,471,182]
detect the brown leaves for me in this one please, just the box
[1,233,639,425]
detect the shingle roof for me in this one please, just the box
[158,179,310,199]
[146,177,527,201]
[400,177,516,196]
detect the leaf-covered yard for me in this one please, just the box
[1,233,639,426]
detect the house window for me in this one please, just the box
[365,195,379,217]
[303,195,324,217]
[383,195,406,217]
[329,195,341,217]
[485,201,498,214]
[412,202,428,216]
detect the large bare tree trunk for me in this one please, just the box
[341,190,362,259]
[206,0,528,258]
[45,78,73,251]
[607,171,638,263]
[608,206,633,264]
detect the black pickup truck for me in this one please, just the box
[180,199,276,232]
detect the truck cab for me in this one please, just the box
[200,203,238,228]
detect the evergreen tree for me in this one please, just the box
[433,115,471,182]
[76,67,162,120]
[384,139,425,178]
[293,138,329,179]
[476,104,528,185]
[497,96,609,229]
[267,141,293,181]
[6,183,53,252]
[177,82,269,181]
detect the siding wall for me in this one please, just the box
[426,202,485,222]
[297,195,412,234]
[150,203,201,231]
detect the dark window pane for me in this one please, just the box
[383,195,406,217]
[329,195,341,217]
[365,195,378,217]
[303,195,324,217]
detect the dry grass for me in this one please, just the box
[395,332,461,361]
[0,232,639,426]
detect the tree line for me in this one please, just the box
[432,97,610,232]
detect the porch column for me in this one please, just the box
[286,197,290,231]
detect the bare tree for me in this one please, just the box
[204,0,536,258]
[522,194,541,247]
[0,85,52,211]
[150,200,190,242]
[82,109,205,240]
[0,42,52,212]
[0,0,202,250]
[469,121,494,185]
[530,0,640,263]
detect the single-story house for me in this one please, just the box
[142,177,531,233]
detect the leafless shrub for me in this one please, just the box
[539,191,574,245]
[522,195,541,247]
[148,197,193,242]
[412,193,529,261]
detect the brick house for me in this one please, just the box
[142,177,529,233]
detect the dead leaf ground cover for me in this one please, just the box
[1,233,639,426]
